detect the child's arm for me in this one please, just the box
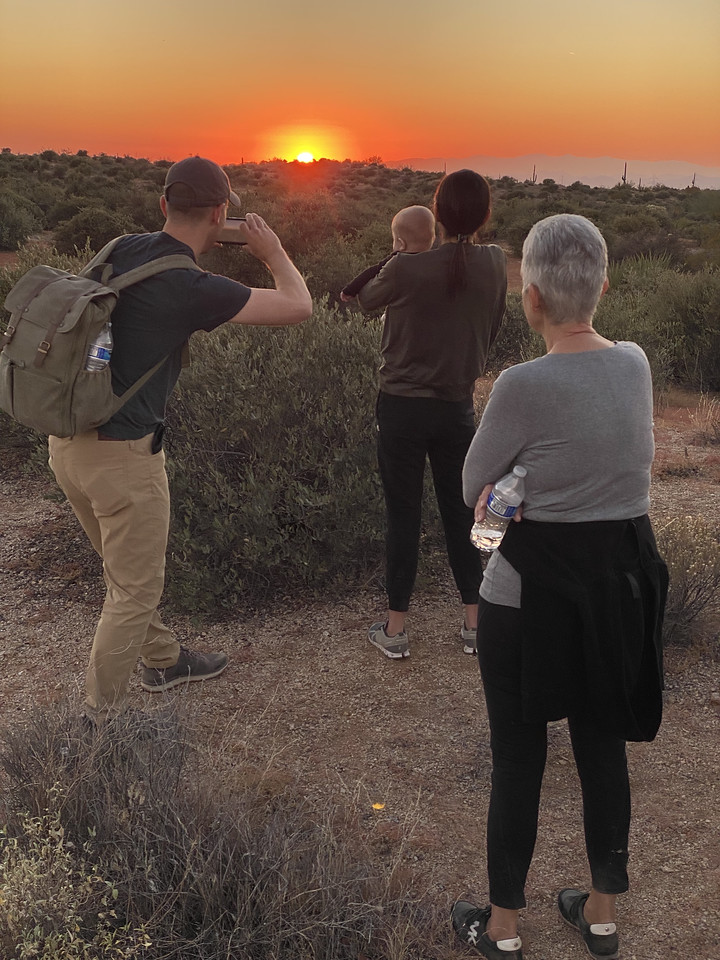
[341,254,395,300]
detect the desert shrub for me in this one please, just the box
[1,243,92,332]
[598,257,720,394]
[54,207,140,255]
[46,197,84,229]
[0,796,150,959]
[594,288,677,402]
[485,292,543,372]
[690,393,720,445]
[163,297,389,611]
[655,515,720,646]
[296,222,394,303]
[0,702,442,960]
[604,209,682,262]
[296,234,373,301]
[0,191,44,250]
[497,199,543,257]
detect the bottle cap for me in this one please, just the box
[513,465,527,477]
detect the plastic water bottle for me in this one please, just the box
[85,322,113,371]
[470,465,527,552]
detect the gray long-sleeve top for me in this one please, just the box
[462,341,655,607]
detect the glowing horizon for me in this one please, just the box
[1,0,718,169]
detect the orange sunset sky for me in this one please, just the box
[2,0,719,169]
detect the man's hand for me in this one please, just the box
[226,212,312,327]
[340,291,355,302]
[239,213,285,266]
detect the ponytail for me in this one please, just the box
[448,238,470,299]
[433,170,491,299]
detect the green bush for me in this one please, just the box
[486,292,543,372]
[164,297,388,611]
[0,191,43,250]
[54,207,140,255]
[601,256,720,391]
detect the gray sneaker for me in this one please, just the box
[461,622,477,655]
[368,621,410,659]
[141,646,228,692]
[558,889,619,960]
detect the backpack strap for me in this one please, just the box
[107,254,203,291]
[109,355,171,412]
[80,237,203,288]
[80,245,204,410]
[79,235,130,277]
[107,255,202,390]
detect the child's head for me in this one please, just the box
[391,205,435,253]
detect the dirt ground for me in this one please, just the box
[0,389,719,960]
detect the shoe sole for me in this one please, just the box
[461,630,477,655]
[368,636,410,659]
[559,913,618,960]
[141,661,228,692]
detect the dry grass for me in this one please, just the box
[0,700,448,960]
[654,515,720,646]
[690,393,720,445]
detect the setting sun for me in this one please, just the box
[256,125,355,163]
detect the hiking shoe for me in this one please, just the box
[558,889,618,960]
[461,622,477,654]
[141,646,228,692]
[368,621,410,659]
[451,901,523,959]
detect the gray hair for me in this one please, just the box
[521,214,608,323]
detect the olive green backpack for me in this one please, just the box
[0,236,201,438]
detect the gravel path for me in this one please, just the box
[0,396,718,959]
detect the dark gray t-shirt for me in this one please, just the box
[99,232,251,439]
[462,342,655,606]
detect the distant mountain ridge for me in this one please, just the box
[386,153,720,189]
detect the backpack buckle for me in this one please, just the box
[34,339,52,367]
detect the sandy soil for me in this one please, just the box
[0,393,718,960]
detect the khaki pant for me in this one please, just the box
[48,431,179,714]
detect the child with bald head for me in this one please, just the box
[340,205,435,301]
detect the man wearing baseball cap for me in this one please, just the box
[163,155,243,208]
[49,156,312,720]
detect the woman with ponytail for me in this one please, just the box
[357,169,507,659]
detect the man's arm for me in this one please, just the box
[227,213,312,326]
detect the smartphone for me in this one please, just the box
[218,216,247,245]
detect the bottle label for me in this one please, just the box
[88,346,111,363]
[487,491,516,520]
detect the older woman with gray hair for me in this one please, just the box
[451,214,668,960]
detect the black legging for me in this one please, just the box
[477,597,631,909]
[375,391,482,612]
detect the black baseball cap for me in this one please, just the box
[164,156,241,207]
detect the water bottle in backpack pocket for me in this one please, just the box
[85,322,113,371]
